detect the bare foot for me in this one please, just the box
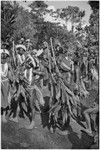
[58,130,69,135]
[50,127,54,134]
[82,128,93,136]
[56,128,69,135]
[25,121,37,130]
[9,117,18,123]
[94,134,98,143]
[2,116,7,123]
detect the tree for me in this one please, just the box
[1,1,19,43]
[13,6,37,45]
[60,6,85,32]
[84,1,99,67]
[88,1,99,10]
[28,1,48,47]
[29,1,48,16]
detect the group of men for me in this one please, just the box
[1,38,99,139]
[1,38,43,124]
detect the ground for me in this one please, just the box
[1,86,99,149]
[1,112,98,149]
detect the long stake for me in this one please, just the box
[50,37,61,76]
[46,41,53,107]
[12,40,16,68]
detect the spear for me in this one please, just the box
[45,41,53,107]
[12,40,16,68]
[46,41,52,74]
[50,37,61,76]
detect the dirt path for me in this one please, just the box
[1,113,98,149]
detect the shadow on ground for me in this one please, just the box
[1,114,98,149]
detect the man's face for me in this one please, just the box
[56,46,60,51]
[1,53,9,64]
[26,41,29,47]
[43,42,48,49]
[17,48,25,55]
[83,56,87,62]
[19,39,24,44]
[68,53,72,59]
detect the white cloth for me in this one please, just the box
[91,68,98,81]
[27,54,36,68]
[16,44,26,51]
[1,63,9,108]
[24,68,33,84]
[1,63,8,79]
[0,49,9,55]
[33,49,43,57]
[36,49,43,57]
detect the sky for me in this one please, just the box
[46,1,92,25]
[19,0,92,26]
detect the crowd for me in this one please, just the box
[1,37,99,143]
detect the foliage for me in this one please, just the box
[13,6,37,45]
[1,1,19,42]
[8,63,44,121]
[84,1,99,67]
[88,1,99,10]
[1,1,99,132]
[60,6,85,22]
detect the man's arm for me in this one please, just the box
[71,61,74,72]
[32,70,45,76]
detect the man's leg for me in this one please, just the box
[25,108,36,129]
[2,109,7,123]
[83,106,98,134]
[83,109,92,133]
[67,72,71,83]
[9,100,18,123]
[24,93,36,129]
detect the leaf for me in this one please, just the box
[49,101,59,113]
[32,85,45,106]
[61,87,66,103]
[66,92,74,117]
[16,84,21,100]
[69,96,75,105]
[63,112,68,124]
[1,83,5,97]
[54,105,61,122]
[20,85,27,102]
[54,105,61,115]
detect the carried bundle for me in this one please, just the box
[46,38,78,131]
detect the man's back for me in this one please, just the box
[57,54,73,72]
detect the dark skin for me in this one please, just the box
[17,48,25,55]
[83,103,99,135]
[1,53,9,64]
[1,52,11,121]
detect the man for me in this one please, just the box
[16,44,31,82]
[57,49,74,84]
[25,48,44,84]
[24,48,46,129]
[26,39,32,51]
[19,38,25,44]
[80,53,89,97]
[1,48,10,122]
[16,44,26,66]
[8,44,27,122]
[82,94,99,136]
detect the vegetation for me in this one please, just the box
[1,0,99,136]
